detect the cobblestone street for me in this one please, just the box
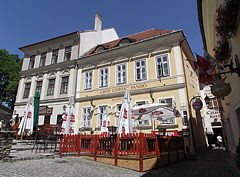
[0,149,239,177]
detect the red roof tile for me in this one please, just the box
[84,29,174,56]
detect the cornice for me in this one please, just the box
[20,60,77,77]
[15,97,69,106]
[76,83,186,103]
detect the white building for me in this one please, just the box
[201,85,222,144]
[13,13,119,126]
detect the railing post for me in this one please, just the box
[139,133,144,172]
[77,134,80,157]
[94,135,97,161]
[59,135,63,158]
[114,134,119,166]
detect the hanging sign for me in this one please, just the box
[192,98,203,111]
[211,79,231,99]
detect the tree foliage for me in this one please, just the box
[0,49,22,109]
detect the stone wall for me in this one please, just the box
[0,131,15,161]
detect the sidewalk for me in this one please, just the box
[142,149,240,177]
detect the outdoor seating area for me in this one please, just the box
[59,133,185,172]
[31,124,62,153]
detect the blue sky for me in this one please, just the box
[0,0,203,58]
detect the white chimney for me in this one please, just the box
[94,13,102,31]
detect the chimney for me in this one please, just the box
[94,13,102,31]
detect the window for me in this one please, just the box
[44,115,50,124]
[82,107,92,127]
[182,110,188,126]
[57,115,63,125]
[159,98,173,105]
[99,67,108,87]
[23,83,31,98]
[98,106,108,127]
[115,104,122,126]
[64,46,71,61]
[135,59,146,81]
[84,71,93,90]
[39,52,46,67]
[159,98,175,124]
[155,54,170,77]
[116,63,126,84]
[51,49,58,64]
[209,98,218,109]
[29,55,35,69]
[47,79,55,96]
[136,101,149,125]
[190,71,194,88]
[60,76,69,94]
[35,81,42,95]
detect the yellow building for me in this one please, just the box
[198,0,240,153]
[75,29,204,152]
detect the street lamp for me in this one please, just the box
[63,105,66,113]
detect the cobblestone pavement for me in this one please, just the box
[0,149,239,177]
[142,149,240,177]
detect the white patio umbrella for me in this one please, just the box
[118,89,135,134]
[61,96,76,134]
[100,112,110,134]
[18,97,34,138]
[133,103,181,122]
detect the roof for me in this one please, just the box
[19,28,116,52]
[84,29,174,56]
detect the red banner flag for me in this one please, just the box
[194,54,215,84]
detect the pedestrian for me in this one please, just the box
[217,134,223,148]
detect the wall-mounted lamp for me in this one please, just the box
[204,95,210,106]
[63,105,66,112]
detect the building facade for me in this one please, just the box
[198,0,240,153]
[75,29,204,152]
[13,13,119,126]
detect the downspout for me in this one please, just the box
[77,31,81,58]
[179,39,197,153]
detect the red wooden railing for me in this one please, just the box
[59,133,183,157]
[59,133,184,171]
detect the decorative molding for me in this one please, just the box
[15,97,69,106]
[76,83,186,102]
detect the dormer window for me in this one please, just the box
[119,38,131,46]
[95,46,105,53]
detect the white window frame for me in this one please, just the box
[135,59,147,81]
[116,63,127,85]
[60,76,69,94]
[47,78,55,96]
[35,80,42,95]
[29,55,35,69]
[155,54,170,78]
[99,67,108,88]
[115,103,122,126]
[98,105,108,127]
[51,49,59,64]
[39,52,46,67]
[64,46,72,61]
[82,107,92,128]
[84,70,93,90]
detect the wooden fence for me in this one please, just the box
[59,133,184,172]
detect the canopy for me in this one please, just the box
[133,103,181,121]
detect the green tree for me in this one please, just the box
[0,49,22,109]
